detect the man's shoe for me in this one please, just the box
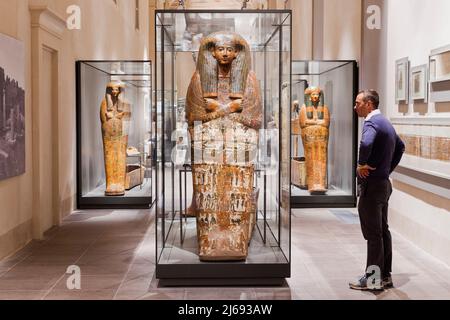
[382,276,394,289]
[349,275,384,291]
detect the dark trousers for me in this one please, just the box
[358,179,393,279]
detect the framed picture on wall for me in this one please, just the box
[411,64,428,102]
[0,33,26,182]
[395,57,410,104]
[429,44,450,103]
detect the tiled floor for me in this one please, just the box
[0,208,449,300]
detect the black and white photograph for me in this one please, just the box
[0,33,25,181]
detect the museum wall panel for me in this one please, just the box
[0,0,149,259]
[360,0,387,108]
[312,0,362,61]
[289,0,313,60]
[382,0,450,266]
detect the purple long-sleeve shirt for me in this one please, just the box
[358,113,405,180]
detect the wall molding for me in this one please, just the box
[29,5,65,40]
[391,116,450,126]
[0,219,32,261]
[393,166,450,200]
[29,5,63,240]
[390,207,450,268]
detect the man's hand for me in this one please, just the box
[205,99,220,112]
[357,164,376,179]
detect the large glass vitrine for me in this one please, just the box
[76,61,153,209]
[291,60,358,208]
[155,10,291,285]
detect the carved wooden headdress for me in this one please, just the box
[106,81,125,94]
[105,81,126,112]
[304,86,325,107]
[197,31,251,100]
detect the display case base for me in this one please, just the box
[156,263,290,287]
[156,217,290,285]
[78,198,153,210]
[158,277,287,287]
[291,185,356,208]
[291,196,356,208]
[78,179,153,209]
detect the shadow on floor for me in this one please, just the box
[364,273,415,300]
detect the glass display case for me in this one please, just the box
[155,10,291,285]
[291,60,358,208]
[76,60,153,209]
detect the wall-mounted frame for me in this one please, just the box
[0,33,25,182]
[395,57,410,104]
[411,64,428,103]
[429,44,450,103]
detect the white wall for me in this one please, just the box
[290,0,313,60]
[382,0,450,266]
[309,0,362,61]
[322,0,361,61]
[385,0,450,118]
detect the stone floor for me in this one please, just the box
[0,208,449,300]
